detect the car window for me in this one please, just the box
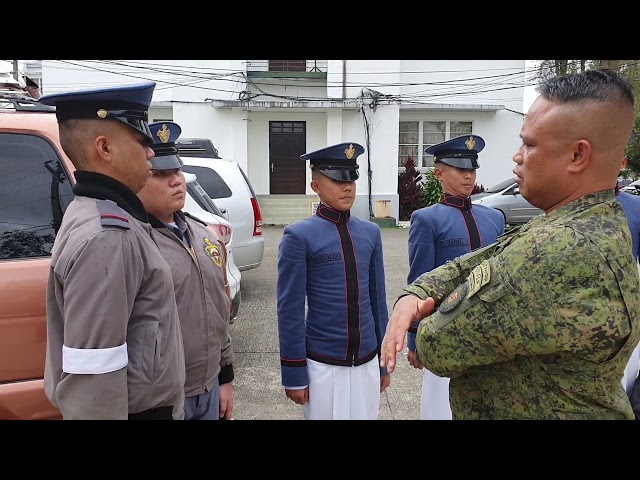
[0,133,74,260]
[485,177,516,193]
[181,165,233,199]
[238,164,257,197]
[186,180,224,217]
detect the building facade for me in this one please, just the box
[35,60,526,224]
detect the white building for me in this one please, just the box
[34,60,526,225]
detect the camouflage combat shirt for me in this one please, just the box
[406,190,640,419]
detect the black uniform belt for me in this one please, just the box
[128,406,174,420]
[307,348,378,367]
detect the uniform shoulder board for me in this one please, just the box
[96,199,131,230]
[183,211,208,227]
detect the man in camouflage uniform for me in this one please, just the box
[380,69,640,419]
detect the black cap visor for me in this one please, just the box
[150,153,183,170]
[436,156,479,170]
[55,102,153,141]
[315,165,360,182]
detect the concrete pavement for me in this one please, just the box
[229,224,423,420]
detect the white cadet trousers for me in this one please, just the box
[302,356,380,420]
[420,369,452,420]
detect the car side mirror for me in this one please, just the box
[513,187,520,195]
[220,208,230,221]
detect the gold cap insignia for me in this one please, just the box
[465,136,476,150]
[345,144,356,160]
[96,109,108,119]
[157,124,171,143]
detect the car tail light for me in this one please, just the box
[207,223,232,245]
[251,197,263,236]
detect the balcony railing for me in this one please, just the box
[246,60,327,79]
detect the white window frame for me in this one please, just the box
[398,120,473,173]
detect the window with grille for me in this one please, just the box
[268,60,307,72]
[398,120,473,171]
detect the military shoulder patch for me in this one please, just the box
[467,260,491,299]
[96,200,130,230]
[439,283,468,313]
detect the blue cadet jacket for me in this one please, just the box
[406,193,504,351]
[616,189,640,262]
[277,203,390,388]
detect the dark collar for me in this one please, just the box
[316,202,350,224]
[72,171,149,222]
[615,183,620,196]
[441,192,472,211]
[148,210,187,230]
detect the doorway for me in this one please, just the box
[269,121,306,194]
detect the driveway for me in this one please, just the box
[230,225,423,420]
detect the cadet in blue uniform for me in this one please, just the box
[277,142,390,420]
[41,83,186,419]
[406,135,504,420]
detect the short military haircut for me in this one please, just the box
[537,68,635,108]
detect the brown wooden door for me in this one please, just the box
[269,121,306,194]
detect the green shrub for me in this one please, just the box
[422,167,443,207]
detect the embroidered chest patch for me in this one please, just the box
[439,283,468,313]
[203,237,222,267]
[440,237,468,248]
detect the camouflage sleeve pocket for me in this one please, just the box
[476,276,514,303]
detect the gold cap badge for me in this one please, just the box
[465,136,476,150]
[157,124,171,143]
[345,144,356,160]
[96,109,108,119]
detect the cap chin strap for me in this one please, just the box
[313,163,360,171]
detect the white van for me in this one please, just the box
[180,156,264,272]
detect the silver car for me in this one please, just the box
[180,156,265,272]
[471,178,543,224]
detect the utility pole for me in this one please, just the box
[12,60,19,81]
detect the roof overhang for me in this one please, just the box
[206,99,504,113]
[208,99,362,111]
[399,103,504,112]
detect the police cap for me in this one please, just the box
[425,135,485,170]
[39,82,156,142]
[149,121,183,170]
[301,142,364,182]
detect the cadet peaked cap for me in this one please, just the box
[38,81,156,142]
[301,142,364,182]
[149,121,183,170]
[425,134,486,170]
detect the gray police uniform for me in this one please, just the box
[44,173,186,419]
[406,190,640,419]
[144,120,234,420]
[149,211,234,411]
